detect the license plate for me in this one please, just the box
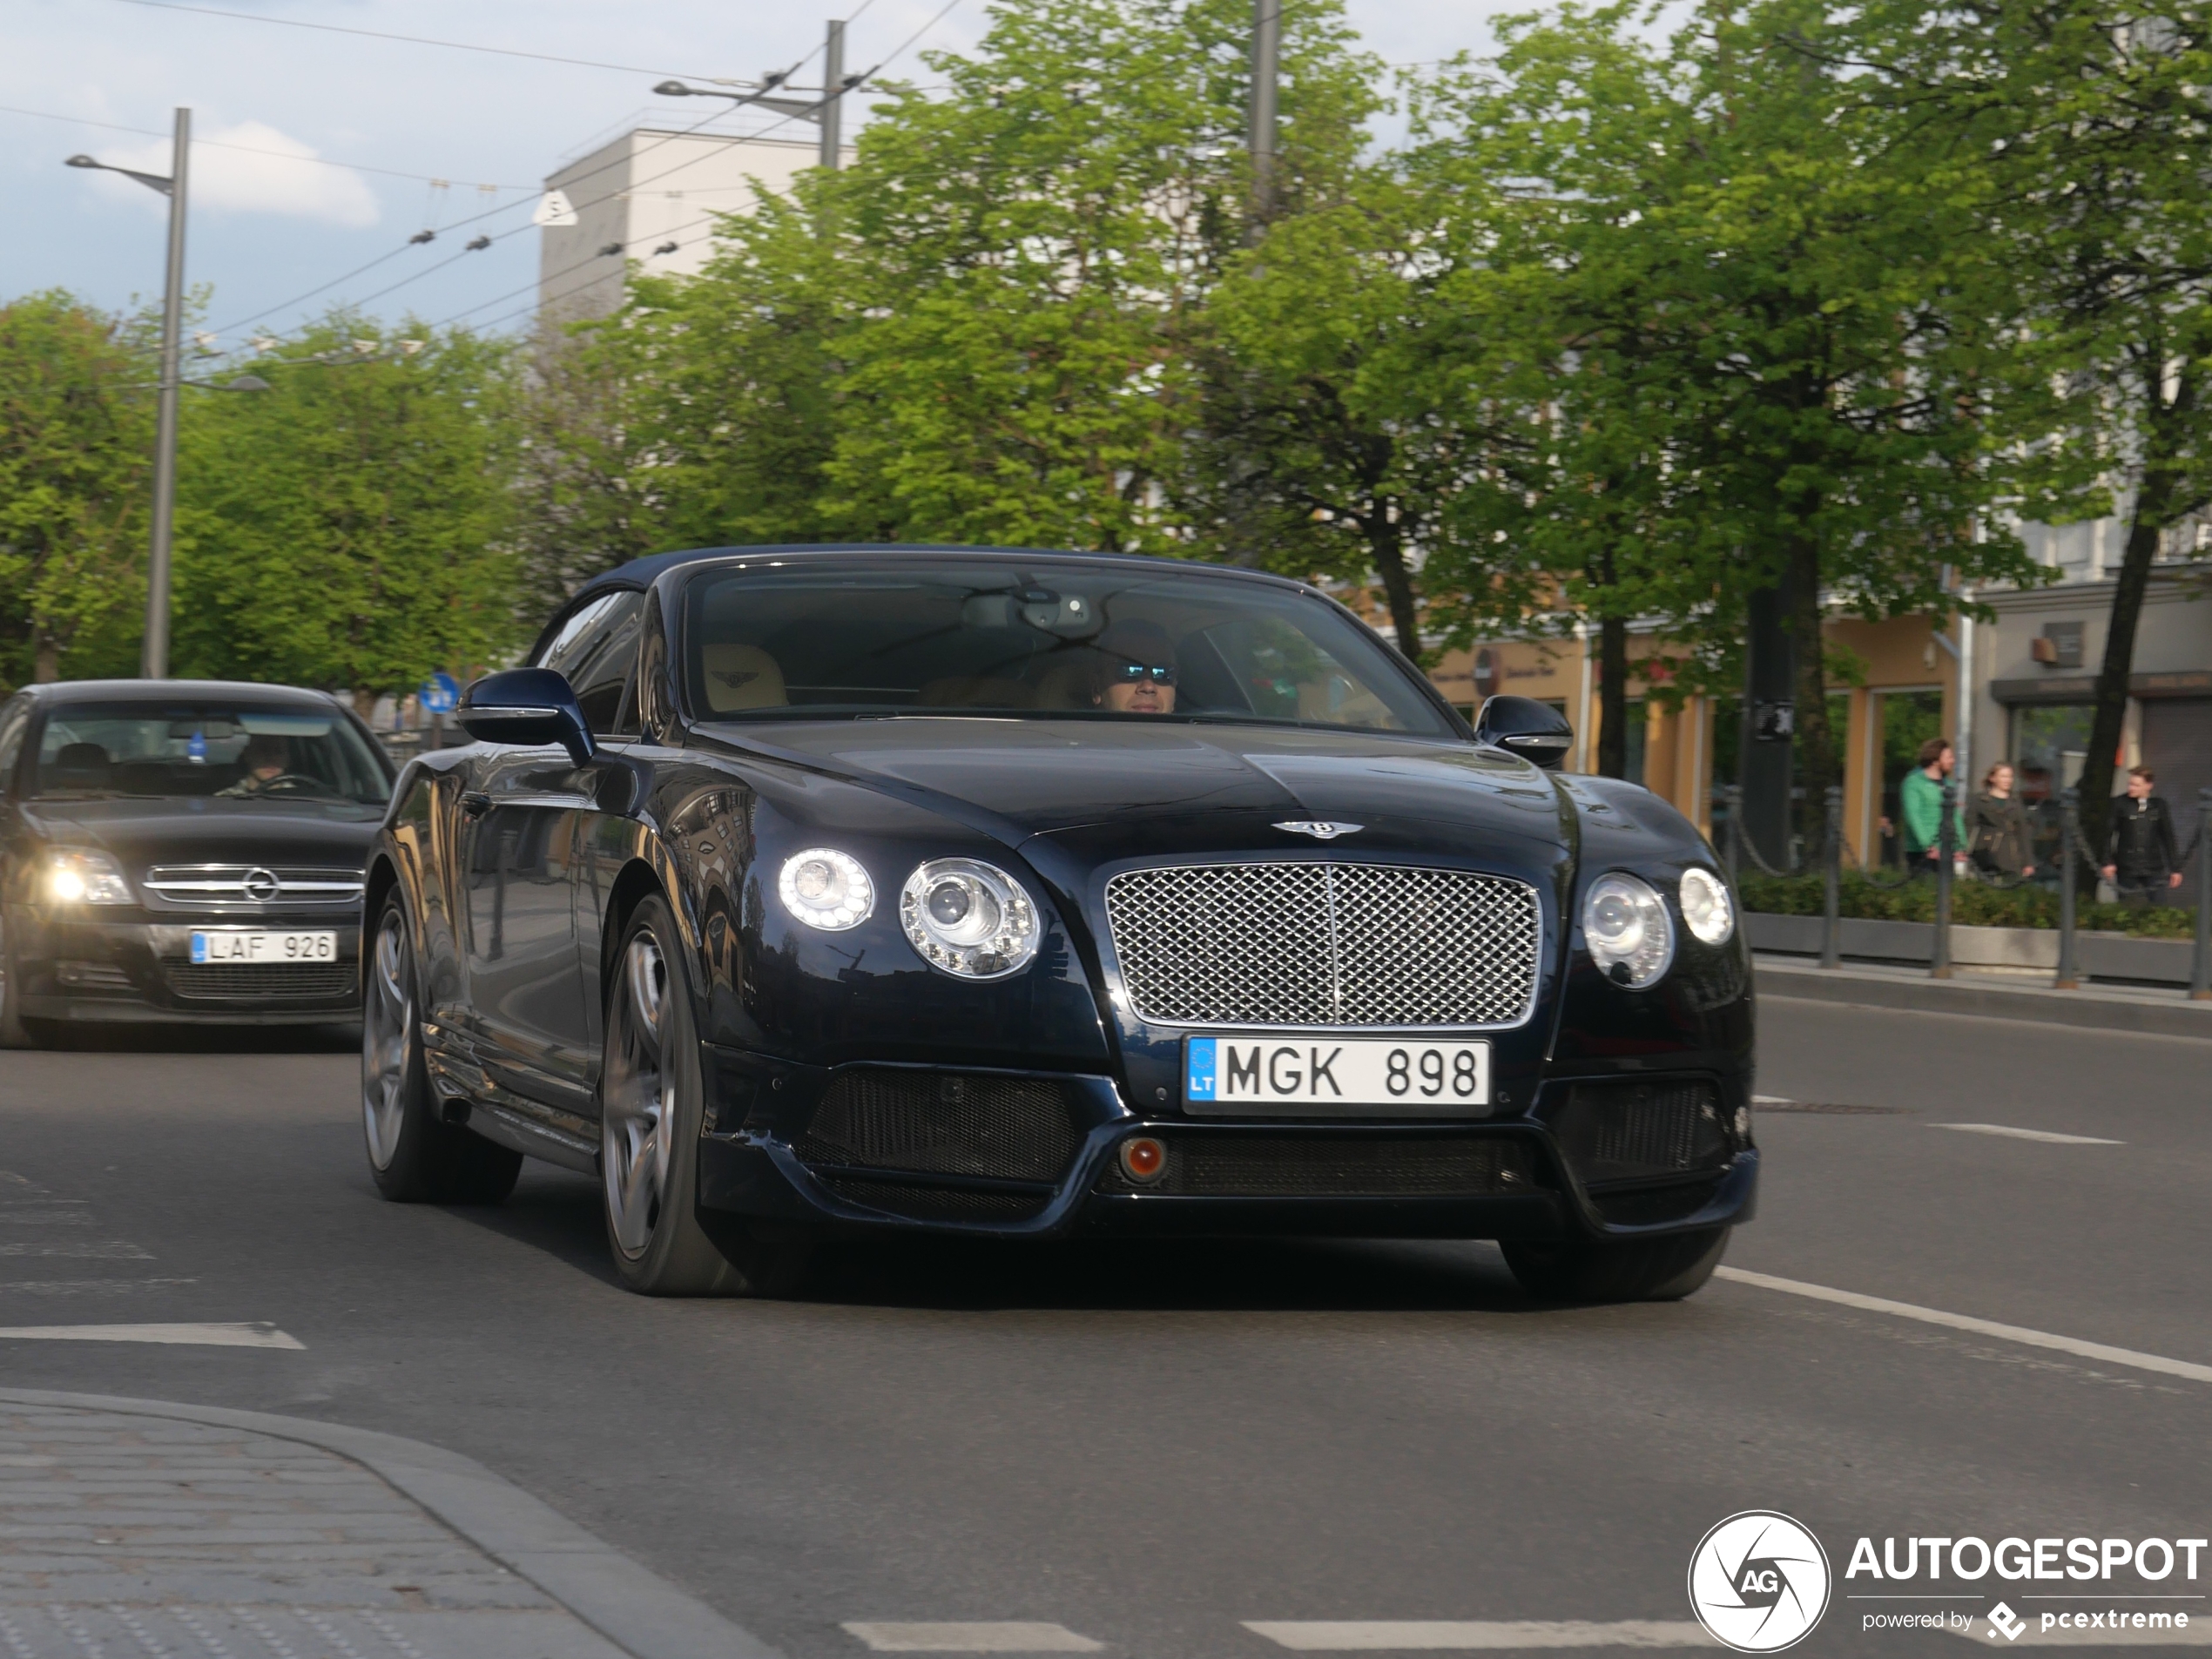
[1184,1036,1490,1112]
[189,930,337,965]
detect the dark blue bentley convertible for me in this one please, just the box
[361,546,1756,1298]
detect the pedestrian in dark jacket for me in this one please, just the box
[2101,765,2182,905]
[1967,763,2035,880]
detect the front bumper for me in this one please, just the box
[6,906,362,1024]
[693,1050,1757,1244]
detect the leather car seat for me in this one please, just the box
[700,644,789,713]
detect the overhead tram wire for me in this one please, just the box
[106,0,722,81]
[434,7,967,338]
[0,100,523,190]
[206,89,775,342]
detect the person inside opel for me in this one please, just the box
[223,734,293,794]
[1089,619,1178,715]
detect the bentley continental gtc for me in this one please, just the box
[360,546,1756,1300]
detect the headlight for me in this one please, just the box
[1581,872,1673,988]
[46,849,133,906]
[777,848,873,931]
[900,858,1040,979]
[1679,867,1734,946]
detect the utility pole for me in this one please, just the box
[146,109,190,679]
[819,19,846,172]
[1248,0,1280,224]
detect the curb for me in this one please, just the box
[1755,961,2212,1040]
[0,1386,782,1659]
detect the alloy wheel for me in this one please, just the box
[361,910,413,1170]
[603,934,675,1258]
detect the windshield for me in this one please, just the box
[30,700,393,805]
[681,562,1453,737]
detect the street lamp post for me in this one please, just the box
[66,107,190,680]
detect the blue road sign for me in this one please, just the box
[420,672,461,715]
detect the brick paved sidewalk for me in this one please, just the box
[0,1401,630,1659]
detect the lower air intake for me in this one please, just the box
[1546,1079,1731,1188]
[797,1069,1087,1184]
[167,963,356,1000]
[1096,1136,1538,1197]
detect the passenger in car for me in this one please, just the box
[1089,620,1178,715]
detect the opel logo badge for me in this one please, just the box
[242,867,281,902]
[1273,821,1363,841]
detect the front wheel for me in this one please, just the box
[361,894,522,1204]
[600,896,809,1297]
[1502,1225,1730,1305]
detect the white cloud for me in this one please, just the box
[96,120,380,228]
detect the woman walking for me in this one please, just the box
[1967,762,2036,880]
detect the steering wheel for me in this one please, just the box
[254,772,328,795]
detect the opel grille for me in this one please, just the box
[143,866,365,907]
[1103,862,1542,1029]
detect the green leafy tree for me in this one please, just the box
[1410,2,2044,812]
[172,316,520,711]
[0,291,153,690]
[1841,0,2212,863]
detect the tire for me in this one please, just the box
[361,893,523,1205]
[599,896,811,1297]
[1503,1225,1730,1305]
[0,911,51,1050]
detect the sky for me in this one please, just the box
[2,0,1508,350]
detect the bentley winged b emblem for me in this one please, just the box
[1274,820,1364,840]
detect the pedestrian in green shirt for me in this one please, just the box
[1899,737,1963,872]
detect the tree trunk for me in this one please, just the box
[1367,514,1422,661]
[1785,531,1840,853]
[2078,506,2164,880]
[32,632,59,685]
[353,687,379,723]
[1595,612,1630,778]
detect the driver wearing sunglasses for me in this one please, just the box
[1088,619,1178,715]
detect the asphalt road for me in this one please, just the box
[1,993,2207,1657]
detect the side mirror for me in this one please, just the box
[458,668,596,768]
[1473,694,1573,771]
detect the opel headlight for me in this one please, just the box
[1582,872,1673,988]
[777,848,873,931]
[900,858,1040,980]
[46,849,133,906]
[1679,867,1735,946]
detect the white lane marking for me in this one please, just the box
[1929,1123,2123,1145]
[1244,1622,1717,1650]
[843,1624,1105,1653]
[1714,1268,2212,1385]
[0,1241,152,1258]
[1751,1096,1793,1104]
[0,1323,303,1350]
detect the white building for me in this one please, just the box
[537,128,845,322]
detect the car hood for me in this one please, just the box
[706,719,1572,864]
[20,795,385,874]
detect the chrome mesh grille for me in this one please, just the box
[1104,862,1541,1028]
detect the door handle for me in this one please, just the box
[461,792,492,819]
